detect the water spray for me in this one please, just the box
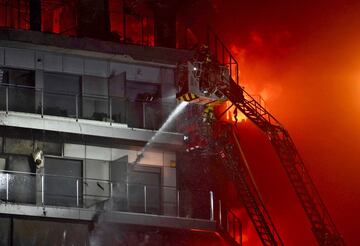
[131,101,188,167]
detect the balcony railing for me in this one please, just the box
[0,84,177,131]
[0,170,215,221]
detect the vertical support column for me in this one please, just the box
[6,173,9,201]
[110,182,113,198]
[177,190,180,217]
[109,97,112,125]
[144,185,147,213]
[5,86,8,114]
[41,88,44,117]
[126,182,129,210]
[109,181,113,210]
[142,102,146,128]
[75,94,79,121]
[210,191,214,221]
[76,179,79,207]
[41,175,44,205]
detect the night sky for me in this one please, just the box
[201,1,360,245]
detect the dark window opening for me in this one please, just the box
[0,68,36,114]
[44,157,83,207]
[126,81,161,129]
[43,72,81,117]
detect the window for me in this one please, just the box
[35,140,62,156]
[0,68,36,113]
[82,75,109,121]
[4,138,33,155]
[43,72,80,117]
[44,157,83,207]
[126,81,160,128]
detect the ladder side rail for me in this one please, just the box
[273,129,345,244]
[222,152,280,246]
[217,125,284,246]
[231,127,284,246]
[276,130,339,227]
[217,74,345,244]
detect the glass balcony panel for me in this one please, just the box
[8,172,36,204]
[162,187,177,216]
[7,86,37,114]
[128,183,146,213]
[81,95,109,121]
[126,101,144,128]
[145,185,160,214]
[43,92,77,118]
[144,102,177,131]
[111,182,128,212]
[144,102,162,130]
[0,170,214,222]
[111,97,127,124]
[179,190,211,220]
[0,86,6,111]
[83,179,110,210]
[44,175,82,208]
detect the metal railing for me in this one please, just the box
[216,200,243,245]
[0,83,178,131]
[0,170,215,221]
[206,26,239,85]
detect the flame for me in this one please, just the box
[225,101,247,122]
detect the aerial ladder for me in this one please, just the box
[214,122,284,246]
[176,29,345,245]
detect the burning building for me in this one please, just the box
[0,0,345,245]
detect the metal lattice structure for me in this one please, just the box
[214,123,284,246]
[221,77,345,246]
[176,29,345,245]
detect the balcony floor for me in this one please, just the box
[0,111,183,147]
[0,202,216,231]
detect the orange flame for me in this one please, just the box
[225,101,247,122]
